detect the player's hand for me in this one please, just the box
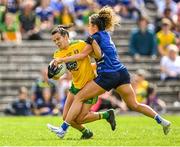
[48,64,56,79]
[52,58,63,67]
[52,59,58,67]
[48,59,60,79]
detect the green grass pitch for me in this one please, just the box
[0,115,180,146]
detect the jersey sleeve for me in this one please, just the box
[53,49,62,59]
[53,52,57,58]
[92,33,101,44]
[73,40,86,52]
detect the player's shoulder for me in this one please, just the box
[69,40,86,49]
[53,48,64,58]
[54,48,60,53]
[69,40,85,45]
[53,48,60,55]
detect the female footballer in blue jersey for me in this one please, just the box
[53,6,171,138]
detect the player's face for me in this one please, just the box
[88,22,98,35]
[52,33,68,49]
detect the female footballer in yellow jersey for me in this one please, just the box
[47,25,116,139]
[52,7,171,138]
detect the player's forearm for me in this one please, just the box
[91,40,102,60]
[59,45,92,63]
[62,54,86,62]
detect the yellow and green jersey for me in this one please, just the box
[53,40,95,89]
[156,30,176,54]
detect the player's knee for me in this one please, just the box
[128,102,139,111]
[75,115,84,124]
[74,95,84,103]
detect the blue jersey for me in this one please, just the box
[92,31,126,73]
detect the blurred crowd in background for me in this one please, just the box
[4,68,168,116]
[2,0,180,116]
[0,0,179,42]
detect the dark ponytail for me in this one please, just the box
[90,14,106,31]
[51,23,74,37]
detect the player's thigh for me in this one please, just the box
[62,92,74,120]
[115,83,138,106]
[75,80,105,102]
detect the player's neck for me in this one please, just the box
[64,44,69,50]
[60,42,69,50]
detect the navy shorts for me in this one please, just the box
[94,69,131,91]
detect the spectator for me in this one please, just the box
[131,69,149,103]
[81,2,99,25]
[160,44,180,80]
[174,9,180,25]
[74,0,99,27]
[1,12,21,43]
[154,8,175,33]
[35,0,53,31]
[59,5,74,25]
[97,0,118,7]
[117,0,145,20]
[146,84,166,114]
[129,16,157,60]
[62,0,75,13]
[50,0,63,24]
[174,23,180,50]
[119,3,132,19]
[0,0,7,40]
[31,67,58,105]
[174,27,180,43]
[128,0,145,20]
[173,0,180,3]
[74,0,90,26]
[19,0,42,40]
[33,87,59,115]
[6,0,22,13]
[156,0,177,16]
[4,86,32,116]
[156,18,176,56]
[0,0,7,25]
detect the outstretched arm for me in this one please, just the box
[53,44,93,66]
[54,37,102,65]
[62,36,102,61]
[63,44,93,62]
